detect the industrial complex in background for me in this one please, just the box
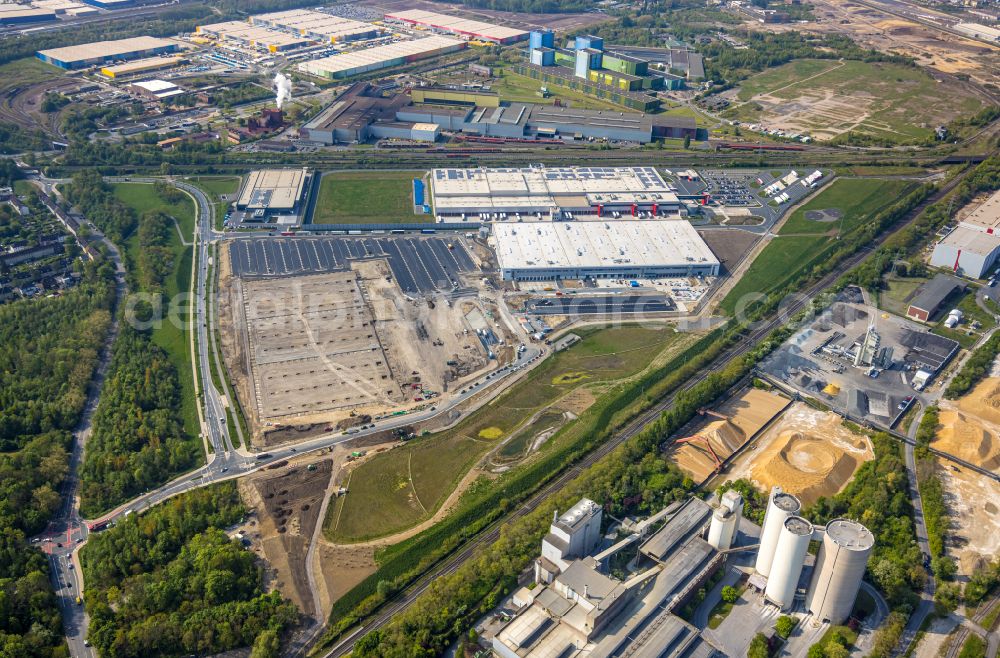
[303,83,701,146]
[930,189,1000,278]
[490,488,874,658]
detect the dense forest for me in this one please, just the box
[78,326,198,516]
[82,484,299,658]
[64,172,199,516]
[0,120,51,155]
[63,170,136,243]
[0,261,116,657]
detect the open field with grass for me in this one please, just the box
[723,59,983,143]
[325,325,694,543]
[311,171,424,224]
[779,179,916,235]
[720,235,832,316]
[189,176,240,230]
[113,183,199,438]
[720,178,919,315]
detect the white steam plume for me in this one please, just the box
[274,73,292,110]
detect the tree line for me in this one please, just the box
[0,260,117,657]
[82,483,299,658]
[78,326,198,517]
[63,173,199,517]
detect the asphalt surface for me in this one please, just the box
[228,235,477,295]
[527,294,676,315]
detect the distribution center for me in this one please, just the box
[491,220,719,281]
[430,166,682,218]
[37,36,180,69]
[298,36,466,80]
[235,169,311,222]
[384,9,528,44]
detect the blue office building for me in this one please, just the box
[574,35,604,51]
[529,30,555,50]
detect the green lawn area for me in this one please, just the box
[188,176,240,230]
[878,275,928,317]
[113,183,199,439]
[491,68,623,111]
[779,179,916,236]
[957,634,986,658]
[0,57,60,92]
[726,59,983,144]
[932,289,995,349]
[311,171,424,224]
[326,325,695,543]
[719,235,832,316]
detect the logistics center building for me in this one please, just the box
[492,220,719,281]
[235,169,311,221]
[430,166,683,218]
[929,190,1000,278]
[251,9,379,44]
[37,36,180,69]
[384,9,528,44]
[196,20,312,52]
[298,36,466,80]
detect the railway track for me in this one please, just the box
[315,161,973,658]
[943,596,1000,658]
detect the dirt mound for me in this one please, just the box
[957,378,1000,426]
[750,423,871,505]
[933,409,1000,471]
[672,420,747,481]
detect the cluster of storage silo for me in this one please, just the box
[750,487,874,625]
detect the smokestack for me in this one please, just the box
[273,73,292,110]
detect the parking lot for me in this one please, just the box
[668,168,828,230]
[228,236,478,295]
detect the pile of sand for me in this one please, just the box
[751,432,864,505]
[933,409,1000,471]
[957,377,1000,427]
[672,419,747,481]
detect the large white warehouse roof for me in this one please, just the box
[493,220,717,274]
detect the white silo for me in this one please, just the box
[806,518,875,624]
[708,489,743,550]
[755,487,802,577]
[764,515,813,610]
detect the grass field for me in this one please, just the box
[188,176,240,230]
[724,59,983,144]
[113,183,199,439]
[311,171,424,224]
[779,179,916,235]
[720,179,914,315]
[326,325,692,543]
[490,69,623,111]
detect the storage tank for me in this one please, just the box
[708,489,743,550]
[806,519,875,624]
[708,506,738,551]
[764,515,813,610]
[755,487,801,577]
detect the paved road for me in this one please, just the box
[29,187,127,658]
[893,408,938,657]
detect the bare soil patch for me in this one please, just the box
[239,459,333,617]
[669,388,788,481]
[744,403,873,505]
